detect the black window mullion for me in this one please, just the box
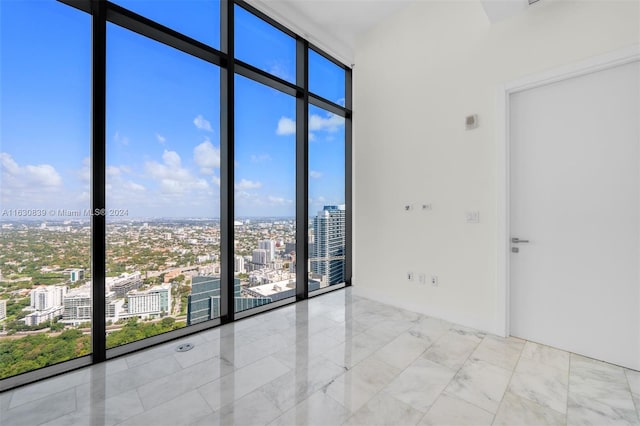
[91,0,107,363]
[105,1,224,68]
[295,38,309,301]
[220,0,235,323]
[345,66,353,286]
[234,60,299,97]
[308,94,348,118]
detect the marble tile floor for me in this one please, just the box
[1,288,639,426]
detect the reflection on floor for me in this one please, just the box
[1,288,639,425]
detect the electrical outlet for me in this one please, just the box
[431,275,439,287]
[407,272,414,281]
[418,273,427,284]
[421,204,432,211]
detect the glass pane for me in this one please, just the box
[113,0,220,48]
[0,1,91,379]
[309,49,345,105]
[308,105,346,288]
[234,74,296,312]
[235,5,296,84]
[106,24,220,348]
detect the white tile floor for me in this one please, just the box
[1,288,639,425]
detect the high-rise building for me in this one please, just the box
[252,249,268,267]
[62,286,92,325]
[258,240,275,262]
[284,242,296,255]
[234,256,245,273]
[0,299,6,321]
[187,276,271,325]
[312,205,346,285]
[127,284,172,318]
[30,285,67,311]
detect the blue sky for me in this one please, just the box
[0,0,345,219]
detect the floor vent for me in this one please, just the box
[175,343,194,352]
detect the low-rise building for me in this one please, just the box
[127,283,172,319]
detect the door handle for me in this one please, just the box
[511,237,530,244]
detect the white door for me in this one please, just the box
[509,60,640,370]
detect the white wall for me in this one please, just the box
[352,0,640,335]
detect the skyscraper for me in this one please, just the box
[252,249,268,267]
[258,240,275,262]
[29,285,67,311]
[311,205,346,285]
[235,256,245,273]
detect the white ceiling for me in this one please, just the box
[245,0,530,66]
[245,0,413,65]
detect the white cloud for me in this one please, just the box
[278,112,345,141]
[250,154,272,163]
[309,170,323,179]
[122,181,146,192]
[310,196,327,205]
[158,177,207,194]
[105,163,146,204]
[309,112,345,133]
[156,133,166,145]
[276,117,296,136]
[268,62,292,82]
[193,139,220,174]
[162,150,182,169]
[145,149,209,196]
[79,157,91,183]
[212,176,221,187]
[107,166,121,177]
[0,153,67,208]
[194,114,213,132]
[0,152,63,188]
[267,195,293,206]
[235,179,262,190]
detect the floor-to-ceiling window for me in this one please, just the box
[233,6,298,313]
[234,75,297,312]
[0,0,91,380]
[308,105,346,289]
[0,0,351,390]
[105,24,221,348]
[308,49,347,291]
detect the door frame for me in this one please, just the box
[496,44,640,338]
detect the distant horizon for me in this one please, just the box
[0,214,340,223]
